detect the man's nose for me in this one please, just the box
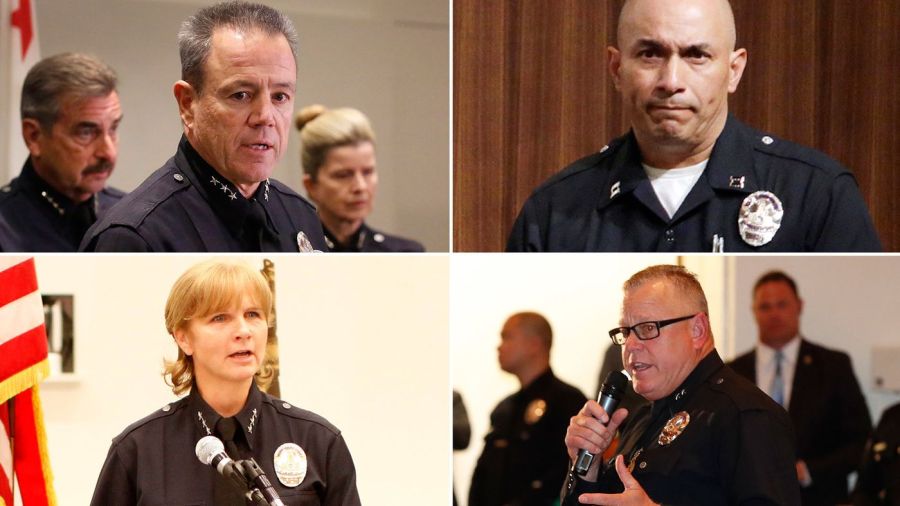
[249,96,276,127]
[656,57,686,95]
[94,131,117,162]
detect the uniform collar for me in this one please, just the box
[19,157,98,218]
[323,222,368,252]
[189,381,264,451]
[178,136,280,247]
[650,350,724,419]
[597,114,759,222]
[517,367,556,398]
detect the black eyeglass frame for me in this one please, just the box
[608,314,697,345]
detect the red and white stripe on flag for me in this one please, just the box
[0,258,55,506]
[2,0,41,183]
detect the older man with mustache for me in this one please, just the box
[507,0,881,252]
[0,53,125,252]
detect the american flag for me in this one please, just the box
[2,0,41,183]
[0,257,55,506]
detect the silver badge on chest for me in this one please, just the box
[273,442,308,487]
[296,232,322,253]
[738,191,783,247]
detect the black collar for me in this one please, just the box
[649,349,725,419]
[178,137,280,250]
[189,381,264,452]
[19,158,97,218]
[323,222,368,252]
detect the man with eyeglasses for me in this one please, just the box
[729,270,871,505]
[562,265,800,505]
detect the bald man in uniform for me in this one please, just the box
[507,0,880,252]
[469,312,586,506]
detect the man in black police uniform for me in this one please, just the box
[80,1,326,252]
[563,265,800,505]
[507,0,881,252]
[730,271,871,505]
[470,312,586,506]
[853,402,900,506]
[0,53,124,252]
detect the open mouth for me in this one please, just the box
[245,142,273,151]
[630,362,652,373]
[229,350,253,359]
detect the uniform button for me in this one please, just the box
[531,480,543,489]
[282,402,292,409]
[639,461,647,469]
[600,144,610,153]
[716,377,724,384]
[761,136,774,145]
[173,173,184,182]
[161,404,171,412]
[374,233,385,243]
[665,229,675,242]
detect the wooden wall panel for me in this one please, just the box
[453,0,899,251]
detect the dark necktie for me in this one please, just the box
[213,417,246,505]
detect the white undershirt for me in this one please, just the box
[755,335,801,409]
[643,160,708,219]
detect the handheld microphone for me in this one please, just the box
[239,459,286,506]
[195,436,248,490]
[575,370,628,475]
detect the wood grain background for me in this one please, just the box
[453,0,898,251]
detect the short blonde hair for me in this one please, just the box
[623,264,709,315]
[163,259,275,395]
[295,104,375,180]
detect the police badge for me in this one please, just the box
[658,411,690,446]
[273,442,308,487]
[524,399,547,425]
[738,191,784,247]
[296,231,318,253]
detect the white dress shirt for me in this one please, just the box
[754,335,801,409]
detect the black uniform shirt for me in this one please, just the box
[80,136,328,252]
[853,403,900,506]
[90,383,361,506]
[323,222,425,252]
[562,351,801,506]
[0,159,124,252]
[469,368,586,506]
[507,115,882,252]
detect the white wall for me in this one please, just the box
[32,0,449,251]
[451,254,689,506]
[34,254,449,505]
[729,256,900,424]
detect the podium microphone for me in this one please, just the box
[574,370,628,475]
[240,459,286,506]
[195,436,247,489]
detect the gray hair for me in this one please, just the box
[624,264,710,315]
[21,52,118,130]
[178,1,298,93]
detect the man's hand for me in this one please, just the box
[795,459,812,487]
[565,401,628,480]
[576,455,658,505]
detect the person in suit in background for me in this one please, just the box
[295,105,425,252]
[469,312,586,506]
[0,53,124,252]
[730,270,872,505]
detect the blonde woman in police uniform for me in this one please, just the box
[90,260,360,505]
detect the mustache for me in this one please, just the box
[82,161,114,175]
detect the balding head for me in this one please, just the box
[609,0,746,168]
[507,311,553,350]
[618,0,737,51]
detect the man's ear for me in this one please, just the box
[173,80,197,130]
[21,119,45,157]
[691,313,711,349]
[608,46,623,90]
[728,48,748,94]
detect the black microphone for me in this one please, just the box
[239,459,285,506]
[195,436,249,491]
[575,370,628,475]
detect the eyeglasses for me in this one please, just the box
[608,314,697,345]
